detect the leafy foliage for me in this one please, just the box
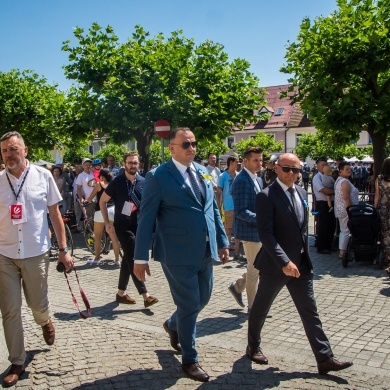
[0,69,93,156]
[281,0,390,175]
[62,24,265,170]
[196,138,229,161]
[94,143,131,163]
[149,139,170,166]
[294,132,373,160]
[63,145,92,165]
[234,131,283,158]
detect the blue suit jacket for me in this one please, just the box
[134,159,229,265]
[232,169,263,242]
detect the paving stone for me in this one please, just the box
[0,233,390,388]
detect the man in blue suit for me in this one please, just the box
[229,147,263,312]
[134,127,229,382]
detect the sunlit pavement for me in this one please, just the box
[1,230,390,389]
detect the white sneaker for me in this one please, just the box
[114,261,121,267]
[86,258,94,264]
[92,260,101,265]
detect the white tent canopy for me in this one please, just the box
[361,156,374,163]
[344,156,359,162]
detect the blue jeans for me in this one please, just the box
[161,247,213,364]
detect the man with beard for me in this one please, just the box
[133,128,229,382]
[99,152,158,308]
[0,131,74,387]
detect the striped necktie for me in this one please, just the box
[186,167,204,206]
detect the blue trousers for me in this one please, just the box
[161,248,213,364]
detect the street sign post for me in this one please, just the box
[154,119,171,138]
[154,120,171,164]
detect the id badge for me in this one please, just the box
[121,201,133,216]
[10,204,27,224]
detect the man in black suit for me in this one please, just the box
[247,153,353,375]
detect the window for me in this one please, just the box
[227,136,234,149]
[274,108,284,116]
[295,133,302,146]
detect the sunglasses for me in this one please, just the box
[280,166,301,174]
[170,141,197,149]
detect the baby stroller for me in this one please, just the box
[342,204,382,268]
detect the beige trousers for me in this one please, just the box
[0,253,50,365]
[233,241,262,309]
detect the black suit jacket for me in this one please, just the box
[254,180,312,274]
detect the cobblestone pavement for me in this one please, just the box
[1,231,390,389]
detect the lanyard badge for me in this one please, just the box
[10,204,23,220]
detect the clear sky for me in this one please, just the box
[1,0,338,91]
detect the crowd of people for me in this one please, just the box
[7,129,390,385]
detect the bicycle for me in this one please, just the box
[81,202,122,262]
[48,213,74,259]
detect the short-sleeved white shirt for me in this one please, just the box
[312,172,328,201]
[76,170,95,199]
[0,162,62,259]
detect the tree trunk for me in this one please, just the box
[369,129,387,178]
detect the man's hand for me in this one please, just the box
[134,263,151,282]
[282,261,300,278]
[58,252,74,272]
[219,248,230,264]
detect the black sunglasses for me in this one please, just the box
[170,141,197,149]
[280,166,301,174]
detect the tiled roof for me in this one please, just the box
[242,84,311,131]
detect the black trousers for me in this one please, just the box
[115,226,147,295]
[248,270,333,363]
[316,201,336,252]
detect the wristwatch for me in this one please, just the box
[58,247,69,254]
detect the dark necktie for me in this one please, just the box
[186,167,204,206]
[287,187,301,224]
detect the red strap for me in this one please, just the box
[63,266,91,319]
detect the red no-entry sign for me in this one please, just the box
[154,119,171,138]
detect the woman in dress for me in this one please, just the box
[375,158,390,273]
[334,162,359,259]
[86,169,121,266]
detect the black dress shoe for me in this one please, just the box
[228,283,245,308]
[246,345,268,364]
[2,364,25,387]
[163,320,181,352]
[182,362,210,382]
[317,357,353,375]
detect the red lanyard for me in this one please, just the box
[62,266,91,319]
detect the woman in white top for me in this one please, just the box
[334,162,359,259]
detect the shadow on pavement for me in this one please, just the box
[70,352,349,389]
[0,348,49,387]
[53,301,156,322]
[197,309,246,337]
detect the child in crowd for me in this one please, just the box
[323,165,335,212]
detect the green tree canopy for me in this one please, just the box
[281,0,390,176]
[0,69,93,157]
[63,145,92,165]
[294,132,373,161]
[62,23,265,170]
[94,143,130,164]
[234,131,283,158]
